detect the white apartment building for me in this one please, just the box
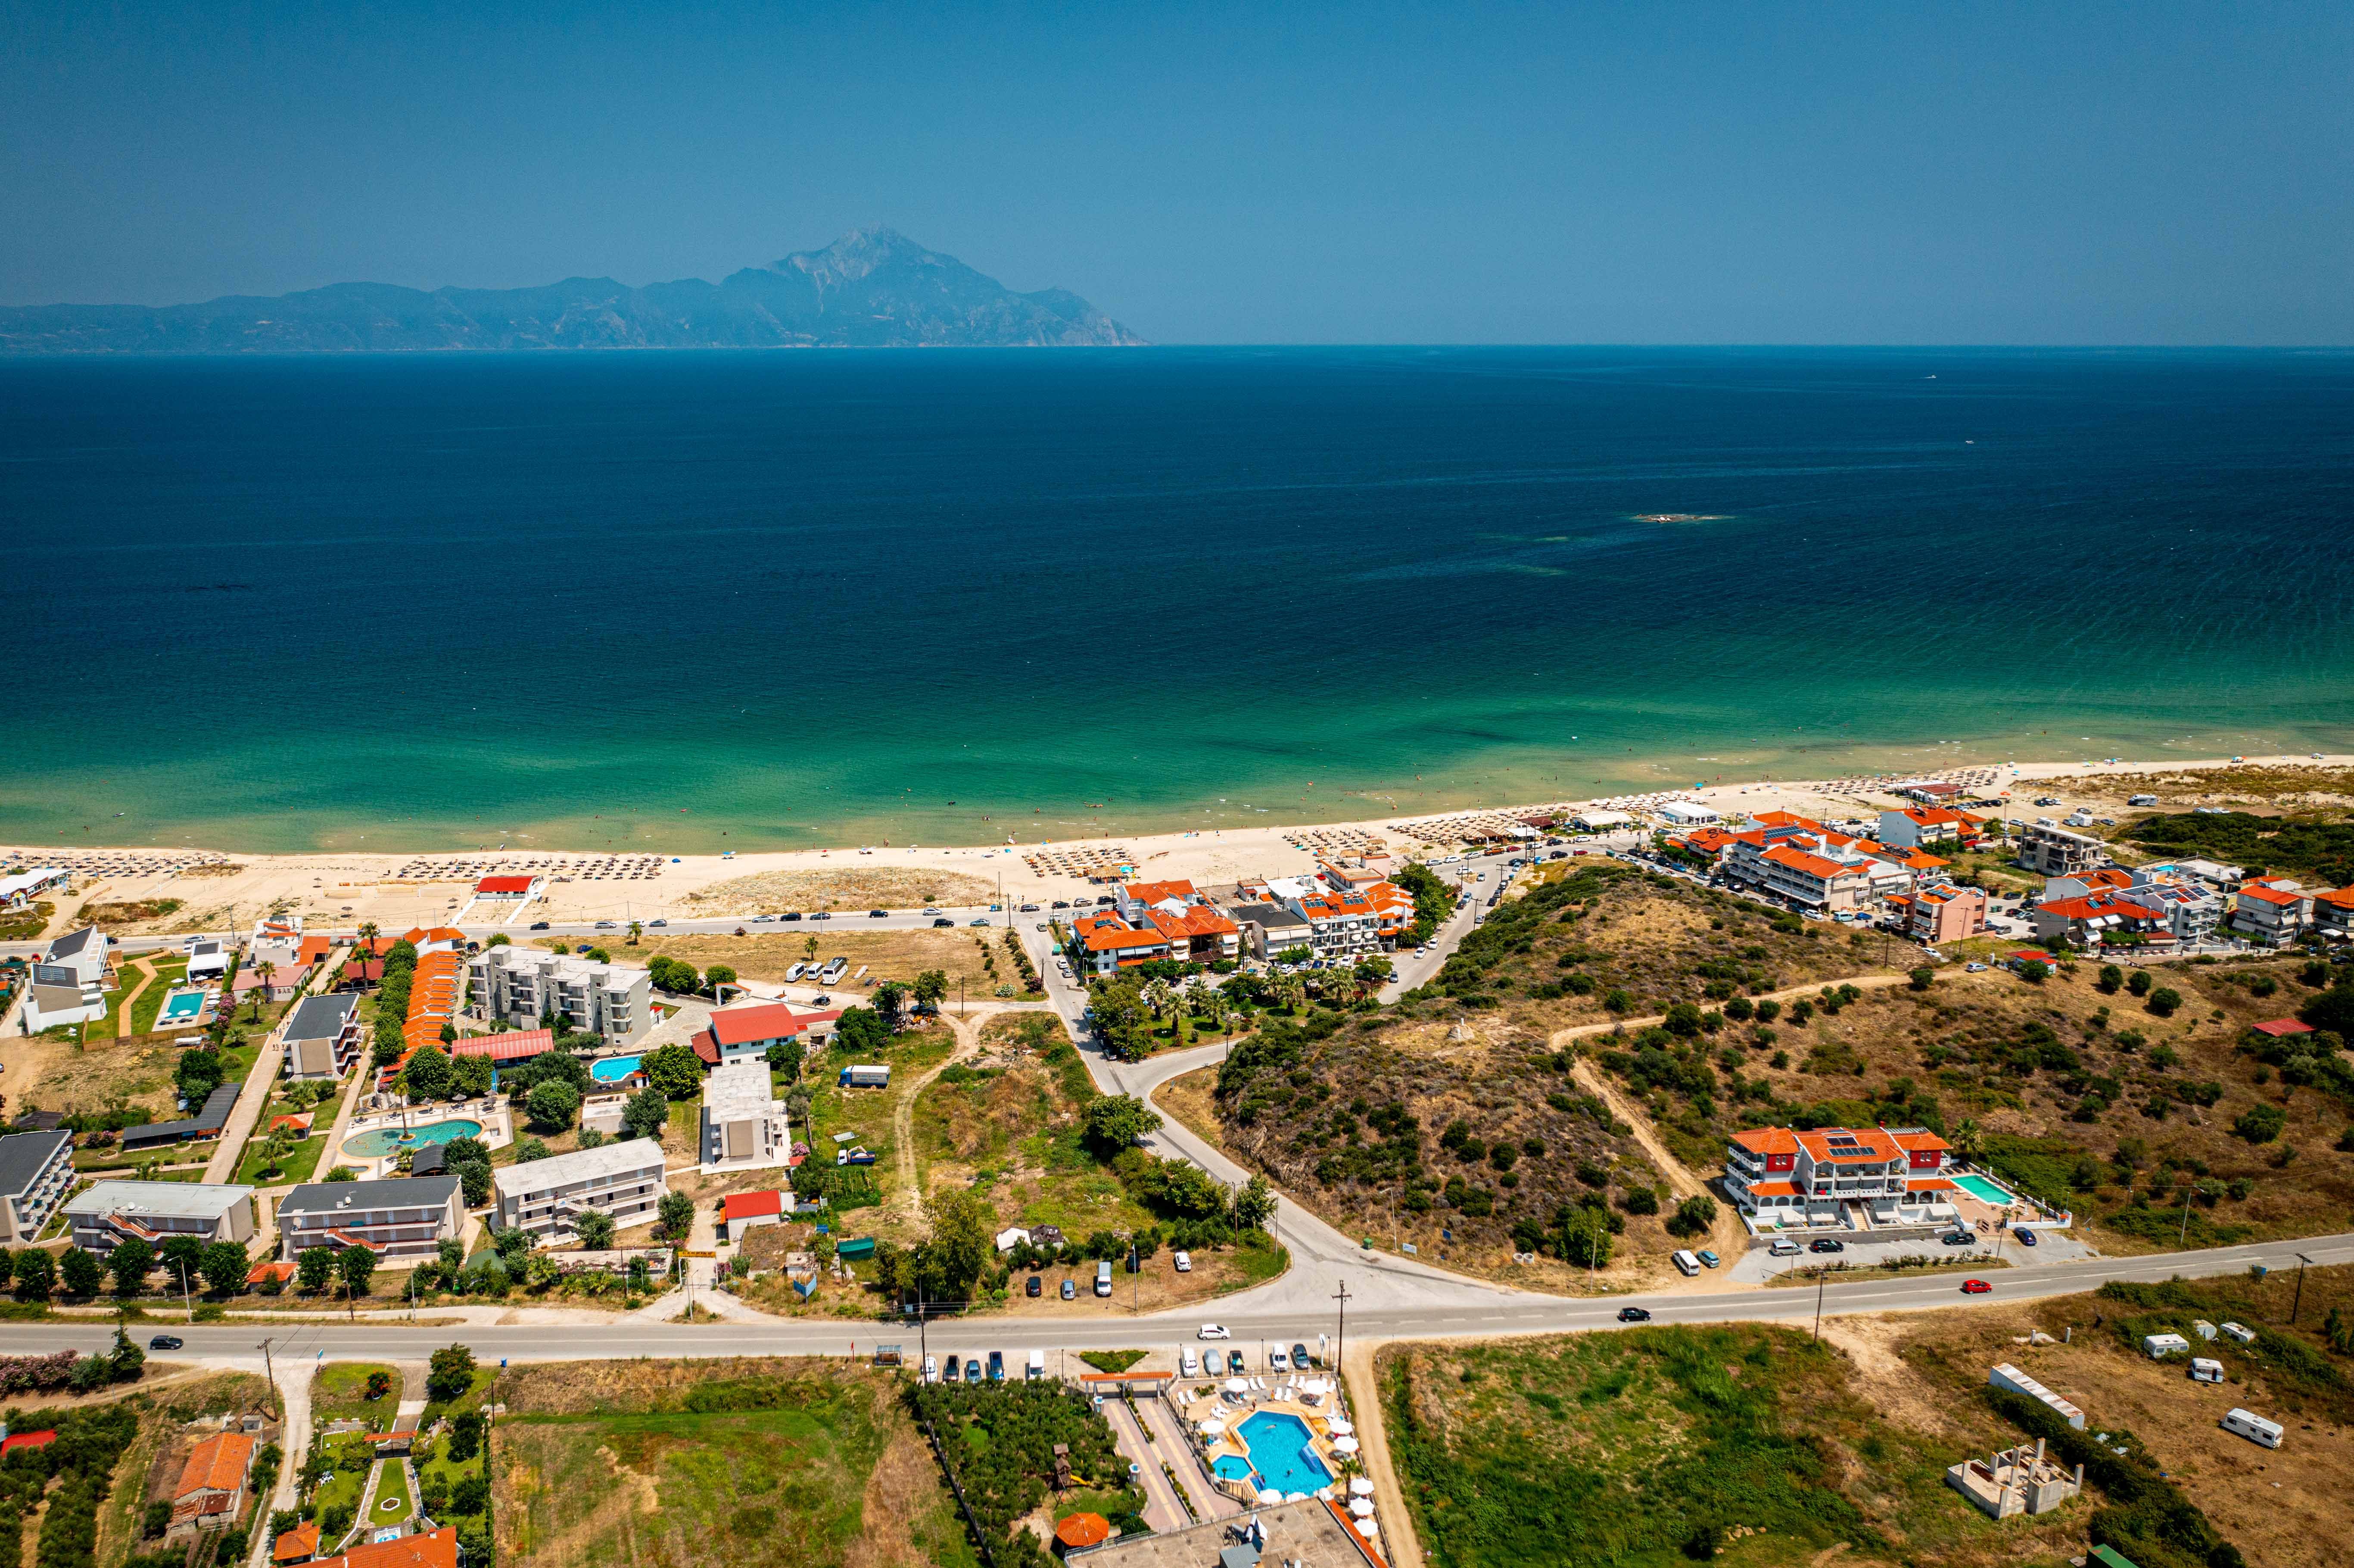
[493,1137,666,1242]
[67,1180,255,1254]
[699,1059,790,1174]
[2016,822,2109,878]
[276,1176,465,1263]
[0,1132,78,1244]
[467,945,651,1045]
[280,993,363,1080]
[1722,1125,1955,1229]
[1721,826,1877,913]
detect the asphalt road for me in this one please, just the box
[19,1232,2349,1369]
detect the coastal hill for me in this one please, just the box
[0,227,1146,352]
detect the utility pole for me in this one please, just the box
[2178,1183,2193,1248]
[2291,1253,2314,1324]
[1813,1271,1825,1344]
[1332,1282,1351,1383]
[178,1261,193,1321]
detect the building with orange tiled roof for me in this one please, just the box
[1720,819,1893,912]
[272,1520,321,1563]
[1101,883,1241,965]
[1292,890,1382,960]
[1071,911,1177,976]
[1876,806,1986,850]
[310,1526,460,1568]
[2033,892,2168,949]
[2232,880,2310,943]
[2312,886,2354,938]
[168,1431,255,1540]
[1890,883,1987,945]
[1723,1125,1955,1226]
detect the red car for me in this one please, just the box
[1961,1279,1993,1294]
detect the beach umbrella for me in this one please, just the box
[1284,1492,1307,1503]
[1349,1498,1376,1518]
[1257,1489,1283,1506]
[1358,1521,1380,1541]
[1197,1419,1226,1436]
[1326,1418,1354,1436]
[1331,1436,1361,1455]
[1224,1378,1249,1396]
[1349,1479,1376,1496]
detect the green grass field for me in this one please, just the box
[236,1124,329,1185]
[313,1363,402,1427]
[367,1457,415,1526]
[491,1363,980,1568]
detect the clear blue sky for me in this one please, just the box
[5,1,2349,342]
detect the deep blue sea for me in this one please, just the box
[4,348,2351,853]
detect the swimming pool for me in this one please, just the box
[1953,1173,2017,1206]
[340,1119,483,1159]
[157,989,207,1025]
[1212,1455,1254,1482]
[589,1055,643,1084]
[1234,1412,1331,1496]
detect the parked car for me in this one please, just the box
[1026,1275,1042,1297]
[922,1354,938,1383]
[1809,1238,1846,1254]
[1198,1324,1231,1340]
[1942,1230,1975,1246]
[528,921,550,930]
[2013,1226,2038,1247]
[1172,1251,1192,1273]
[1616,1307,1651,1322]
[1051,900,1070,908]
[594,921,617,929]
[781,912,802,921]
[1061,1278,1076,1300]
[1226,1350,1246,1375]
[1768,1238,1802,1257]
[1292,1343,1313,1369]
[1020,903,1041,912]
[987,1351,1004,1382]
[1961,1279,1993,1294]
[1696,1250,1719,1269]
[1269,1350,1290,1372]
[934,917,956,927]
[149,1334,184,1350]
[811,911,832,920]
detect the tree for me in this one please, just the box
[1229,1173,1277,1232]
[296,1247,337,1293]
[1619,1185,1660,1216]
[58,1246,102,1298]
[451,1053,494,1098]
[514,1137,550,1163]
[1909,966,1935,991]
[872,981,907,1030]
[655,1191,696,1239]
[766,1039,806,1082]
[919,1187,995,1300]
[336,1244,377,1297]
[641,1043,704,1099]
[2127,969,2153,997]
[252,960,276,1018]
[11,1248,54,1301]
[364,1369,392,1401]
[911,970,949,1010]
[2096,964,2124,994]
[2147,986,2182,1017]
[526,1078,581,1132]
[1663,1002,1703,1037]
[835,1007,891,1054]
[402,1046,454,1101]
[447,1410,485,1462]
[622,1086,669,1142]
[1083,1095,1162,1155]
[2298,985,2354,1035]
[109,1325,145,1382]
[1665,1195,1718,1239]
[574,1210,617,1250]
[427,1344,476,1403]
[107,1236,154,1297]
[707,963,737,993]
[201,1241,249,1296]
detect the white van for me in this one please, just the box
[1095,1259,1114,1297]
[2222,1408,2283,1448]
[1026,1349,1046,1381]
[1672,1249,1702,1277]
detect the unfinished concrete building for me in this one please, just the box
[1945,1437,2083,1519]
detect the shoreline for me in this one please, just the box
[10,751,2346,937]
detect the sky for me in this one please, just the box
[3,1,2350,343]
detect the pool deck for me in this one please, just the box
[1186,1382,1353,1508]
[335,1096,513,1178]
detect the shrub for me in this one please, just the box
[2146,986,2182,1017]
[2232,1104,2287,1144]
[2127,970,2153,997]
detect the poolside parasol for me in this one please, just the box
[1349,1498,1376,1518]
[1331,1436,1361,1455]
[1349,1479,1376,1496]
[1325,1418,1354,1436]
[1054,1514,1112,1551]
[1257,1488,1283,1506]
[1196,1418,1226,1436]
[1224,1378,1249,1396]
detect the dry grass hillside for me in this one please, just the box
[682,866,997,914]
[1583,944,2354,1251]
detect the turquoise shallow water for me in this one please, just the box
[3,348,2350,853]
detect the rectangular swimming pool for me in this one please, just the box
[1953,1173,2016,1205]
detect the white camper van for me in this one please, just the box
[2222,1408,2283,1448]
[1672,1249,1702,1277]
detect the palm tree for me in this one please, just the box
[803,934,820,964]
[258,1128,293,1180]
[251,959,276,1019]
[1274,972,1307,1014]
[1952,1119,1984,1161]
[1142,979,1174,1020]
[626,921,643,947]
[357,921,379,954]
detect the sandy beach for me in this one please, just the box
[8,752,2349,940]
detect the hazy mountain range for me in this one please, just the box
[0,228,1144,352]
